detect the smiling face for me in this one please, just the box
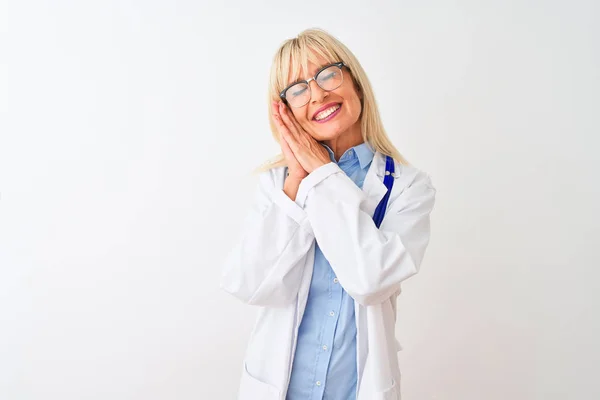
[284,55,363,144]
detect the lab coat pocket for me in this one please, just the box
[239,362,281,400]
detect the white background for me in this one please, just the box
[1,1,598,399]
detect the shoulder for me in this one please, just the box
[391,164,436,214]
[373,151,435,193]
[256,165,287,190]
[393,163,435,193]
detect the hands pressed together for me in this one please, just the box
[272,100,331,181]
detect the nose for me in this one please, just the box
[309,80,328,104]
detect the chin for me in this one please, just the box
[310,124,346,141]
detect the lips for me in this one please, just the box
[312,102,341,120]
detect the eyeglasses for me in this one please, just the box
[279,61,347,108]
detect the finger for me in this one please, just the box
[273,104,286,126]
[280,108,310,154]
[280,102,300,129]
[280,136,305,176]
[275,109,298,147]
[274,104,304,157]
[272,104,280,124]
[280,127,301,162]
[280,104,314,149]
[279,123,300,155]
[280,131,293,156]
[280,108,324,163]
[278,103,293,125]
[280,104,303,134]
[273,113,294,146]
[279,103,299,138]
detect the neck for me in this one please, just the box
[322,121,363,162]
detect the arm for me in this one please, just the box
[294,163,436,306]
[220,169,314,307]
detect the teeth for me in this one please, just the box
[315,104,340,121]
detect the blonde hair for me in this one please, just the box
[254,27,409,174]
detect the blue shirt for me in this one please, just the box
[286,142,375,400]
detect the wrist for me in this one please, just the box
[283,178,300,201]
[303,160,330,175]
[286,171,307,181]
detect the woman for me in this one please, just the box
[220,28,436,400]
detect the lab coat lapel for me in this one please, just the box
[362,151,389,217]
[354,151,395,397]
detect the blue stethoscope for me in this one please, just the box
[372,155,395,228]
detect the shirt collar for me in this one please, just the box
[321,141,375,170]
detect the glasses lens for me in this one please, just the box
[285,83,310,107]
[316,65,343,91]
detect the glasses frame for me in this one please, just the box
[279,61,348,108]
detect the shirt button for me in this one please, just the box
[316,381,321,386]
[322,345,328,350]
[333,277,339,283]
[329,311,335,316]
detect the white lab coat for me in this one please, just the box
[220,150,436,400]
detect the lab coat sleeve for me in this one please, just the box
[294,162,436,306]
[220,168,315,307]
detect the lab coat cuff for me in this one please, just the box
[272,188,313,234]
[295,162,343,208]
